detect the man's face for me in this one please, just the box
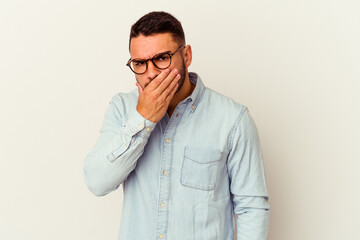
[129,33,186,91]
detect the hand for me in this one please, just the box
[136,68,180,123]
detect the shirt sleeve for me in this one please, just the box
[227,107,270,239]
[83,95,156,196]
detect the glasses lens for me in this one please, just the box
[153,53,171,69]
[130,60,146,74]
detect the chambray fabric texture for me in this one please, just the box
[83,72,270,240]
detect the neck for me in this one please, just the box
[167,73,195,117]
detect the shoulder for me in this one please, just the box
[202,86,247,116]
[110,89,138,106]
[191,85,249,135]
[105,89,138,120]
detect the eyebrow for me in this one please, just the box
[132,51,172,61]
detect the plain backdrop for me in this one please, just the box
[1,0,359,239]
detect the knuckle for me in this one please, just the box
[155,76,163,83]
[150,94,157,101]
[157,95,164,102]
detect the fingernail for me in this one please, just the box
[165,69,170,73]
[173,69,178,74]
[177,74,181,79]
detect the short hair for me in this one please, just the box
[129,11,185,48]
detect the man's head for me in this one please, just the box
[129,11,185,49]
[128,12,192,92]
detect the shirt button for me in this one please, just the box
[176,113,179,117]
[137,124,143,129]
[146,127,151,132]
[161,203,165,208]
[163,170,168,176]
[166,138,171,143]
[191,105,195,110]
[159,234,164,239]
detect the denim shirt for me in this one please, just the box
[84,72,270,240]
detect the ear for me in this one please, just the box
[183,45,192,68]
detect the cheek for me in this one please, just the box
[172,57,186,72]
[179,57,186,75]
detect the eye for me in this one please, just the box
[154,54,170,61]
[133,60,145,66]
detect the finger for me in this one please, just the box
[164,82,179,103]
[154,68,179,94]
[160,72,180,99]
[136,82,144,94]
[146,68,171,91]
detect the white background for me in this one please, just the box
[1,0,359,239]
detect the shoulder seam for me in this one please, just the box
[228,107,248,151]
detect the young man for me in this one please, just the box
[84,11,270,240]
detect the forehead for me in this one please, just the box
[130,33,178,59]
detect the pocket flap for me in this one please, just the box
[184,146,221,164]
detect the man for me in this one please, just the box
[84,11,270,240]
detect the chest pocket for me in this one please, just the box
[180,146,222,191]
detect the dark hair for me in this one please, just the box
[129,11,185,48]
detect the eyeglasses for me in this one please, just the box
[126,45,185,75]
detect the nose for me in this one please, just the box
[147,60,161,80]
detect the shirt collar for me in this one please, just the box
[185,72,205,113]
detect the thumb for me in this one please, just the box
[136,82,144,94]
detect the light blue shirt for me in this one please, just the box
[84,72,270,240]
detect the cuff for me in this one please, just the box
[106,111,156,163]
[123,110,156,138]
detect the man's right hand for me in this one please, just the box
[136,68,180,123]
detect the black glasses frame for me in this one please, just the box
[126,45,186,75]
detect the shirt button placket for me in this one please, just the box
[156,108,183,240]
[156,136,171,239]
